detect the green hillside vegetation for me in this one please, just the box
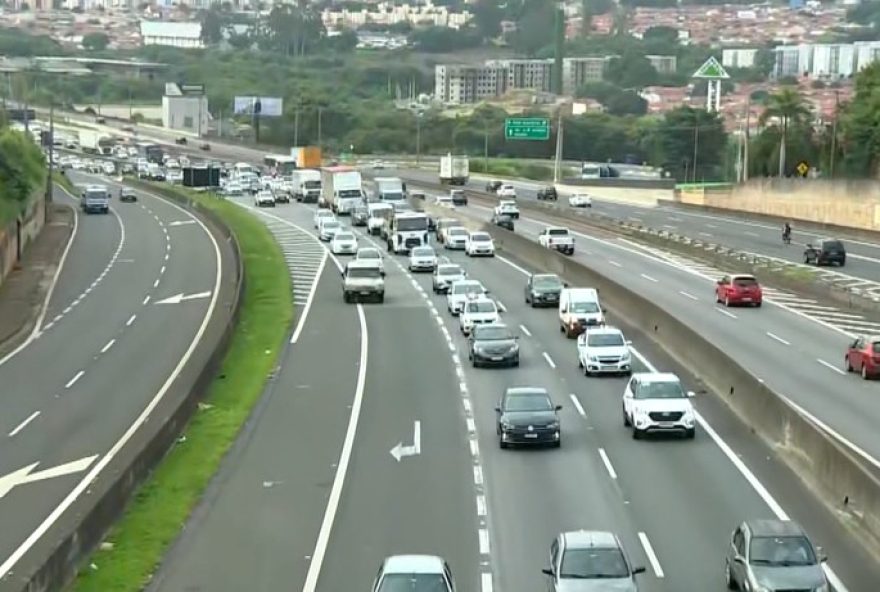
[0,125,47,223]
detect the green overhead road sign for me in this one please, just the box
[505,117,550,141]
[692,57,730,80]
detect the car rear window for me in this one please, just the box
[823,241,844,251]
[872,342,880,354]
[733,277,758,287]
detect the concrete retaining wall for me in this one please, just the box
[5,185,243,592]
[420,196,880,555]
[0,195,46,289]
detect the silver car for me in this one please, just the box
[543,530,645,591]
[372,554,455,592]
[725,520,828,592]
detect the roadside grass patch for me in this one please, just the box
[53,171,77,196]
[72,185,292,591]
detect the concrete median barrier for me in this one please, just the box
[420,197,880,556]
[4,182,244,592]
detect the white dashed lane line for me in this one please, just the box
[609,260,623,268]
[598,448,618,480]
[64,370,85,389]
[715,308,737,319]
[640,273,659,283]
[100,339,116,354]
[519,324,531,337]
[8,411,40,438]
[542,352,556,369]
[679,291,698,301]
[817,358,846,376]
[766,332,790,346]
[126,314,137,327]
[569,394,587,418]
[638,532,665,578]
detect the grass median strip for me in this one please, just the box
[72,186,293,591]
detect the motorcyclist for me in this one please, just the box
[782,222,792,243]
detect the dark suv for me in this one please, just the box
[804,239,846,266]
[537,186,557,201]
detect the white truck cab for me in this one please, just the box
[367,202,394,236]
[577,326,632,376]
[559,287,604,338]
[622,372,696,439]
[387,212,429,254]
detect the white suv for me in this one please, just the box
[465,232,495,257]
[408,245,437,272]
[622,372,696,440]
[577,326,632,376]
[459,295,500,335]
[447,279,488,315]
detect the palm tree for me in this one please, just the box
[759,88,812,176]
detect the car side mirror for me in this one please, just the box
[494,406,501,413]
[563,282,570,288]
[601,307,608,314]
[632,566,646,575]
[555,404,563,410]
[340,271,344,278]
[541,568,553,577]
[733,555,746,565]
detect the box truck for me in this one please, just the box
[374,176,406,204]
[321,166,363,215]
[291,169,322,203]
[439,154,469,185]
[291,146,322,169]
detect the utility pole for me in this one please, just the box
[415,114,421,166]
[293,107,299,148]
[45,102,54,207]
[317,106,323,149]
[692,120,699,183]
[829,89,840,178]
[483,124,489,173]
[553,4,565,95]
[743,96,751,182]
[554,110,564,182]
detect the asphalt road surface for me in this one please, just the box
[149,196,879,592]
[0,176,224,584]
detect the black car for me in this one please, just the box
[352,205,369,226]
[175,137,188,145]
[450,190,468,206]
[804,239,846,266]
[496,387,561,448]
[525,273,566,307]
[486,180,503,193]
[119,188,137,202]
[469,323,520,368]
[411,190,426,200]
[492,213,514,231]
[200,143,211,151]
[537,186,557,201]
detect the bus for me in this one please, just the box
[136,142,164,164]
[264,153,297,176]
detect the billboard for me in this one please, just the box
[233,96,283,117]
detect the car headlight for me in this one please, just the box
[501,421,513,430]
[588,355,598,362]
[547,421,560,430]
[815,584,830,592]
[620,351,631,361]
[508,343,519,353]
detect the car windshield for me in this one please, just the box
[347,268,381,279]
[439,266,463,276]
[474,326,512,340]
[449,228,467,236]
[466,301,496,313]
[453,283,483,295]
[505,392,552,412]
[412,247,435,257]
[588,333,625,347]
[335,233,354,241]
[635,380,685,400]
[324,221,340,229]
[548,229,569,236]
[397,217,427,231]
[873,342,880,354]
[749,536,816,567]
[533,275,562,288]
[733,277,758,287]
[377,573,449,592]
[471,234,491,242]
[571,301,600,313]
[560,548,630,579]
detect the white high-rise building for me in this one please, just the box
[434,64,508,105]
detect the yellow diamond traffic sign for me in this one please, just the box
[796,161,810,176]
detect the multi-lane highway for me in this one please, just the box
[0,175,232,586]
[143,195,880,591]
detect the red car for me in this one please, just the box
[715,274,763,307]
[846,336,880,379]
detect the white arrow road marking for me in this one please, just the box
[389,420,421,462]
[154,291,213,305]
[168,220,197,227]
[0,455,99,498]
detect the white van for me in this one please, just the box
[559,288,605,338]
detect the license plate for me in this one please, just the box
[524,433,538,439]
[360,291,371,295]
[742,297,751,301]
[492,356,504,361]
[658,422,675,427]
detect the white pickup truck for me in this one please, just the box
[494,200,519,219]
[538,227,575,255]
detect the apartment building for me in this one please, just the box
[773,41,880,79]
[322,1,471,30]
[486,58,554,93]
[140,20,203,48]
[562,57,609,93]
[434,64,507,105]
[646,55,677,74]
[722,48,759,69]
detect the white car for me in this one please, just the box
[331,231,358,255]
[569,194,592,208]
[408,245,437,272]
[101,161,116,176]
[494,200,519,219]
[254,189,275,207]
[577,326,632,376]
[447,279,488,315]
[459,295,500,335]
[434,195,455,209]
[497,184,516,198]
[444,227,469,250]
[167,169,183,184]
[224,181,244,197]
[314,209,335,228]
[355,247,384,274]
[466,231,495,257]
[371,555,455,592]
[623,372,696,440]
[432,263,467,293]
[319,219,343,242]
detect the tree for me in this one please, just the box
[642,25,678,45]
[82,32,109,51]
[604,90,647,116]
[0,129,45,212]
[655,106,728,181]
[759,88,812,176]
[841,62,880,176]
[409,26,481,53]
[508,0,555,56]
[581,0,613,34]
[472,0,503,40]
[605,52,658,88]
[200,8,225,45]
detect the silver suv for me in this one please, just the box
[725,519,828,591]
[543,530,645,591]
[342,260,385,304]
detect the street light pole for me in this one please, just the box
[415,114,421,166]
[317,106,323,149]
[293,107,299,148]
[45,102,54,208]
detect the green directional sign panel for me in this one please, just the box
[692,56,730,80]
[505,117,550,141]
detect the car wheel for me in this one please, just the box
[559,324,565,333]
[577,357,583,368]
[552,439,561,448]
[685,428,696,439]
[512,357,520,367]
[846,356,854,372]
[499,436,507,449]
[839,260,846,267]
[754,301,762,308]
[584,364,590,377]
[377,295,385,304]
[632,426,641,440]
[862,364,870,380]
[804,254,811,264]
[724,295,731,307]
[622,407,631,427]
[343,293,350,303]
[725,560,737,590]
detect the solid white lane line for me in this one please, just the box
[716,308,738,319]
[496,254,530,276]
[542,352,556,369]
[609,260,622,267]
[519,324,532,337]
[301,304,369,592]
[640,273,659,283]
[100,339,116,354]
[481,573,494,592]
[766,332,790,346]
[478,529,491,555]
[598,448,617,480]
[496,300,506,312]
[142,295,151,305]
[65,370,84,389]
[291,251,329,344]
[8,411,40,437]
[638,532,665,578]
[569,394,586,418]
[817,358,846,375]
[126,314,136,327]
